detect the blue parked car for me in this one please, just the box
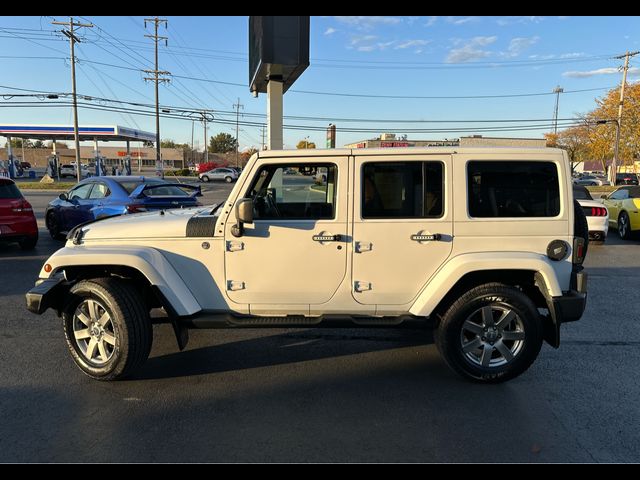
[45,176,202,239]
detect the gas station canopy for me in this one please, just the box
[0,124,155,143]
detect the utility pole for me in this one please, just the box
[191,119,195,166]
[552,86,564,135]
[52,17,93,182]
[261,125,266,151]
[200,112,210,164]
[233,98,244,167]
[610,51,640,184]
[143,17,170,178]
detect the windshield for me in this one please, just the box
[117,179,189,196]
[573,186,593,200]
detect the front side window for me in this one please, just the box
[248,164,337,220]
[468,161,560,218]
[609,189,630,200]
[68,183,93,200]
[361,161,444,219]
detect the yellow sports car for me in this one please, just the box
[601,186,640,240]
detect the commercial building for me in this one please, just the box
[344,133,547,149]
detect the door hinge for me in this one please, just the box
[355,241,372,253]
[226,241,244,252]
[354,281,372,292]
[227,280,245,291]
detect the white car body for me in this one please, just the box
[199,167,238,183]
[577,198,609,242]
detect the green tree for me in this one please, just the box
[161,139,178,148]
[296,139,316,149]
[5,138,32,148]
[209,132,238,153]
[32,140,46,148]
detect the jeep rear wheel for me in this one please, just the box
[435,283,543,383]
[62,277,152,381]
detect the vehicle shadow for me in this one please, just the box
[137,327,433,381]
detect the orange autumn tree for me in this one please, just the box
[545,123,591,171]
[584,82,640,171]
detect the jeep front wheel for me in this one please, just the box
[435,283,543,383]
[62,277,152,381]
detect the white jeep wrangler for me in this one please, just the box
[26,147,588,383]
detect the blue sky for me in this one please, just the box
[1,15,639,150]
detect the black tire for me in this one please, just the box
[618,211,633,240]
[62,277,152,381]
[201,175,209,182]
[18,234,38,250]
[46,211,64,240]
[573,199,589,258]
[224,176,233,183]
[435,283,543,383]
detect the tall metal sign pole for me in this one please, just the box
[144,17,170,178]
[609,51,639,184]
[52,17,93,182]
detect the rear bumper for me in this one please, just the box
[25,275,67,315]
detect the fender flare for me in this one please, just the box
[409,252,566,317]
[39,246,201,316]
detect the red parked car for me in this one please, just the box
[0,178,38,250]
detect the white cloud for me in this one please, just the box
[324,27,337,36]
[559,52,585,59]
[350,34,378,46]
[529,52,585,60]
[496,16,545,26]
[446,36,497,63]
[425,16,438,27]
[334,16,402,30]
[562,67,640,78]
[505,36,539,57]
[395,39,431,50]
[446,16,480,26]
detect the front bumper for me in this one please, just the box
[25,275,66,315]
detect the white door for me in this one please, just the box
[224,159,349,305]
[352,156,453,305]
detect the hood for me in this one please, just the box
[78,205,218,241]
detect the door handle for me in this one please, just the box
[355,241,372,253]
[411,233,441,242]
[312,233,341,242]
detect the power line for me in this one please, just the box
[0,84,617,125]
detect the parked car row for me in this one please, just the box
[45,176,202,239]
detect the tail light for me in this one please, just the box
[590,207,607,217]
[12,200,33,213]
[573,237,586,265]
[126,204,148,213]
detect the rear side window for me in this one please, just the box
[0,182,22,199]
[468,161,560,218]
[362,161,444,219]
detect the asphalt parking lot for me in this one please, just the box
[1,184,639,462]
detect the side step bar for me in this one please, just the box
[178,312,432,329]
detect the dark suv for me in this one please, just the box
[616,172,639,185]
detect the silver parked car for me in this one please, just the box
[573,174,610,186]
[199,167,238,183]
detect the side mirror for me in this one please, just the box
[231,198,253,237]
[59,192,69,201]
